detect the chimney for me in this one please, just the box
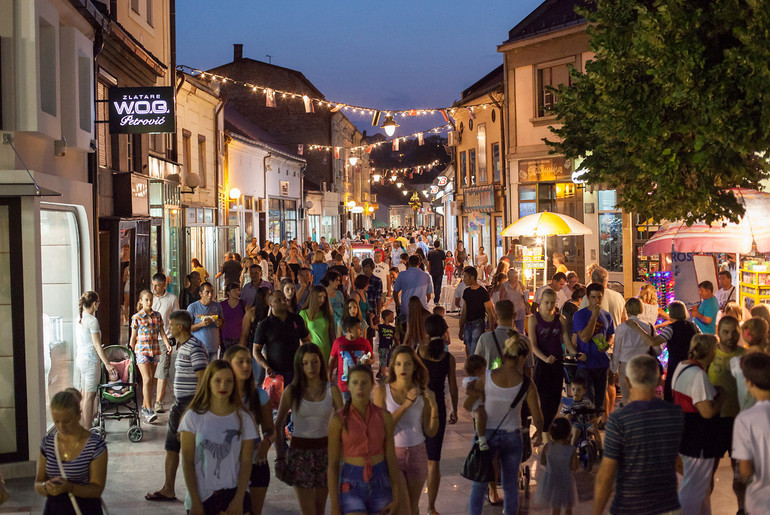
[234,44,243,61]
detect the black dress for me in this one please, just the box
[663,320,699,402]
[422,350,450,461]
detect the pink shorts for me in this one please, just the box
[395,443,428,482]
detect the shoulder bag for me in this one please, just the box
[54,433,109,515]
[461,375,531,483]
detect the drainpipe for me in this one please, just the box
[91,22,105,292]
[490,86,506,229]
[262,152,272,243]
[215,97,226,222]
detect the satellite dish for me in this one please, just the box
[185,173,201,189]
[305,200,314,209]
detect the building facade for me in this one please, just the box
[451,65,507,268]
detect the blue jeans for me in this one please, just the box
[464,319,485,355]
[468,429,523,515]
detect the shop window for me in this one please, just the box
[198,135,207,188]
[469,149,476,186]
[634,215,662,281]
[477,123,487,184]
[40,208,83,429]
[598,190,622,272]
[39,18,57,116]
[460,151,467,187]
[519,185,537,218]
[536,59,573,117]
[96,81,111,168]
[492,143,501,183]
[183,130,192,182]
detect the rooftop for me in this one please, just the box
[502,0,589,45]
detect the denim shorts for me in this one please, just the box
[136,353,160,365]
[339,461,392,515]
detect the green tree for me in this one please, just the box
[547,0,770,225]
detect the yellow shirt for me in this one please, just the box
[708,345,745,418]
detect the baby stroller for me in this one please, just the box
[93,345,143,442]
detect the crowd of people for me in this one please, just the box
[14,227,768,515]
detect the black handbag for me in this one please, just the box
[461,375,531,482]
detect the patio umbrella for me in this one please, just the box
[501,212,592,279]
[642,188,770,255]
[500,211,592,238]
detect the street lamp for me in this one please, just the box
[229,187,241,200]
[402,189,408,195]
[348,153,359,166]
[396,181,403,188]
[382,115,398,137]
[372,173,381,182]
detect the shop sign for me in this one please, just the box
[464,185,495,211]
[108,87,176,134]
[437,176,448,186]
[518,157,569,183]
[280,181,290,197]
[430,185,439,194]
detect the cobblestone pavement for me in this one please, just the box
[1,309,739,514]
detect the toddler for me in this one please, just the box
[533,417,578,514]
[559,377,603,452]
[376,309,399,379]
[433,305,452,350]
[463,354,489,450]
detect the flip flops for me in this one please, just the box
[145,491,178,502]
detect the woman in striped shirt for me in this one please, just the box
[35,388,108,514]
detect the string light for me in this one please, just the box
[178,65,495,118]
[306,123,452,153]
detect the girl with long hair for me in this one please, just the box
[464,333,545,515]
[239,287,272,350]
[75,291,116,429]
[130,289,172,423]
[191,258,209,281]
[279,277,298,313]
[350,274,372,334]
[417,315,459,515]
[329,365,401,515]
[300,285,336,362]
[338,298,365,337]
[402,296,430,349]
[288,246,303,278]
[322,270,345,333]
[179,360,257,514]
[223,346,275,515]
[274,344,343,515]
[373,346,439,515]
[638,283,670,327]
[276,260,295,285]
[488,272,508,304]
[311,250,329,285]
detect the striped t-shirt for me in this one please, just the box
[42,432,106,484]
[174,335,209,398]
[604,399,684,515]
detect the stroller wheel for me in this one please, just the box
[127,426,143,443]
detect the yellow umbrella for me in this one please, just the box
[501,212,592,237]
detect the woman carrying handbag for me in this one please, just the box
[463,332,544,515]
[35,389,108,515]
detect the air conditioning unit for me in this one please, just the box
[257,199,266,211]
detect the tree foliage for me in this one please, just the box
[546,0,770,224]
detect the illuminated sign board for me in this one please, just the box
[109,87,176,134]
[430,185,439,194]
[437,176,448,186]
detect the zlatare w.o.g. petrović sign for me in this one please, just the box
[108,87,176,134]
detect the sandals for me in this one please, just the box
[145,491,178,502]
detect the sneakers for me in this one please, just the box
[154,400,164,413]
[142,408,158,423]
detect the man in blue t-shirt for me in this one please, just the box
[187,282,224,361]
[572,282,615,411]
[690,280,719,334]
[595,354,684,515]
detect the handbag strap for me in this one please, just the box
[487,374,531,438]
[54,434,83,515]
[490,330,503,361]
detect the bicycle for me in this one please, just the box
[569,406,602,472]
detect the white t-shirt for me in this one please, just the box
[716,286,737,309]
[534,284,569,309]
[732,400,770,514]
[454,280,467,309]
[731,355,756,412]
[152,291,179,338]
[76,312,100,363]
[612,316,654,371]
[179,409,258,508]
[374,263,389,292]
[672,362,716,405]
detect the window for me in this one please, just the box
[198,135,207,187]
[96,81,111,168]
[182,130,192,182]
[39,19,57,116]
[77,56,91,132]
[146,0,154,26]
[149,133,164,155]
[598,190,622,272]
[131,0,140,13]
[460,151,467,187]
[492,143,501,183]
[477,123,487,184]
[468,149,476,186]
[536,60,573,117]
[519,185,537,218]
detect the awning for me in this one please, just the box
[0,184,61,197]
